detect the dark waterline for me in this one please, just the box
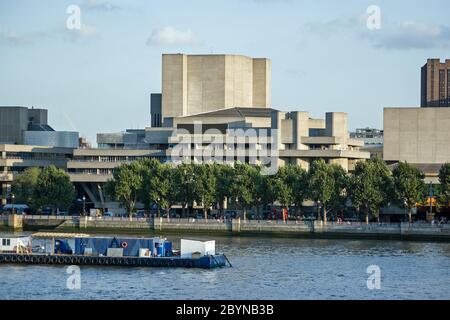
[0,233,449,300]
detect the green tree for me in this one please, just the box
[33,166,75,214]
[12,167,41,209]
[348,159,393,224]
[139,158,163,211]
[157,164,179,217]
[287,165,308,218]
[393,162,425,223]
[329,164,349,221]
[437,163,450,210]
[192,163,217,219]
[252,168,274,219]
[230,162,257,220]
[308,160,335,222]
[105,161,143,218]
[173,162,196,217]
[213,163,234,217]
[269,166,294,216]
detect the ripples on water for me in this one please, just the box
[0,233,449,300]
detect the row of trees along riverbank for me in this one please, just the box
[9,160,450,223]
[105,158,450,223]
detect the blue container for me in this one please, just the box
[163,242,173,257]
[156,245,164,257]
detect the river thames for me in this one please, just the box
[0,234,449,300]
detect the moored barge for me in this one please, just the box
[0,233,231,269]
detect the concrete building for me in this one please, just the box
[383,107,450,183]
[0,106,79,148]
[1,54,368,210]
[161,54,271,120]
[0,144,73,205]
[421,59,450,108]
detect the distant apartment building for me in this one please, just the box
[421,59,450,107]
[350,128,383,159]
[383,107,450,183]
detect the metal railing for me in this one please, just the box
[158,217,229,224]
[23,215,153,222]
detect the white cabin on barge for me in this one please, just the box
[0,236,31,253]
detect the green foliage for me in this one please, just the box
[329,164,349,216]
[173,162,197,217]
[33,166,75,213]
[308,160,335,221]
[438,163,450,209]
[230,162,258,216]
[192,163,217,218]
[104,157,427,224]
[348,158,393,223]
[213,163,234,214]
[105,161,143,217]
[268,167,292,208]
[392,162,425,222]
[12,167,41,209]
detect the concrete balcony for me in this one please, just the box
[279,149,370,159]
[67,161,124,169]
[0,158,67,168]
[0,172,13,182]
[69,173,112,183]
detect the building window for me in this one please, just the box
[2,239,10,246]
[447,70,450,105]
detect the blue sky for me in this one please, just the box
[1,0,449,145]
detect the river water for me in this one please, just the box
[0,233,449,300]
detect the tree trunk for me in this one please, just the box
[323,208,327,223]
[365,213,369,225]
[408,208,412,223]
[182,204,186,218]
[204,207,208,220]
[243,208,247,222]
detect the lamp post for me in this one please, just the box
[429,182,433,219]
[82,196,86,216]
[11,193,15,215]
[403,199,408,223]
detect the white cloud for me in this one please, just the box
[364,21,450,50]
[146,26,199,46]
[81,0,121,12]
[304,15,450,50]
[304,15,367,37]
[0,24,51,46]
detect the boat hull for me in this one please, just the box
[0,253,227,269]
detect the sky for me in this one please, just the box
[1,0,449,145]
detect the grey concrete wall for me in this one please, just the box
[0,107,28,144]
[384,107,450,163]
[18,217,450,241]
[162,54,271,120]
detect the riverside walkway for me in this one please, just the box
[2,214,450,241]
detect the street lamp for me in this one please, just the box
[11,193,15,215]
[403,199,407,223]
[82,196,86,216]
